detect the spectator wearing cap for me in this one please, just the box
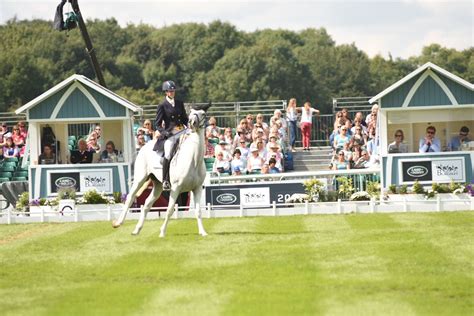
[215,140,231,161]
[231,149,246,173]
[447,126,470,151]
[247,147,264,173]
[212,151,230,174]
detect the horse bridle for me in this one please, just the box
[191,110,207,129]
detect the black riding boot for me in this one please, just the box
[162,158,171,191]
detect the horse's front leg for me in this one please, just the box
[193,186,207,236]
[132,180,162,235]
[159,190,180,238]
[113,175,148,228]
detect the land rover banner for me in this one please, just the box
[50,172,81,193]
[401,160,432,182]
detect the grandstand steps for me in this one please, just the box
[291,146,333,172]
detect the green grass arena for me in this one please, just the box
[1,212,473,315]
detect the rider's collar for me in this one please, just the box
[166,96,174,103]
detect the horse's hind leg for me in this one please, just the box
[193,186,207,236]
[132,180,162,235]
[159,190,180,238]
[112,175,149,228]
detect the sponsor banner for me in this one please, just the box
[399,157,466,184]
[240,187,270,206]
[432,158,465,182]
[50,172,80,193]
[211,188,240,206]
[205,182,305,206]
[401,160,432,182]
[80,170,112,193]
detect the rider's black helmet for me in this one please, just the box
[162,80,176,92]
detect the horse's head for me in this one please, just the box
[188,102,211,131]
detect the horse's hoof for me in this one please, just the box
[159,233,165,238]
[200,232,208,237]
[131,231,139,236]
[112,220,121,228]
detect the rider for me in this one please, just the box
[153,80,189,191]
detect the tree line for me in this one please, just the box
[0,18,472,113]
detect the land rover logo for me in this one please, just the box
[216,193,237,204]
[407,166,428,178]
[55,177,76,189]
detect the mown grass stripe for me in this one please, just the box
[303,215,417,316]
[220,216,322,315]
[346,213,474,315]
[134,217,260,316]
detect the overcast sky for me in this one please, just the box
[1,0,472,58]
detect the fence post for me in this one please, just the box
[74,206,78,222]
[436,194,441,212]
[403,196,408,212]
[305,200,309,215]
[272,201,277,216]
[239,204,244,217]
[107,205,111,221]
[173,204,179,219]
[40,207,45,223]
[207,203,211,219]
[337,199,342,214]
[370,198,375,213]
[7,207,11,224]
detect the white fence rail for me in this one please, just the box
[1,197,472,225]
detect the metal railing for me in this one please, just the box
[332,96,373,115]
[207,168,381,193]
[136,100,287,131]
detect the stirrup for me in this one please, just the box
[162,181,171,191]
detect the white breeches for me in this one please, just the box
[164,133,181,160]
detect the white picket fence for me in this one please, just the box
[0,196,472,225]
